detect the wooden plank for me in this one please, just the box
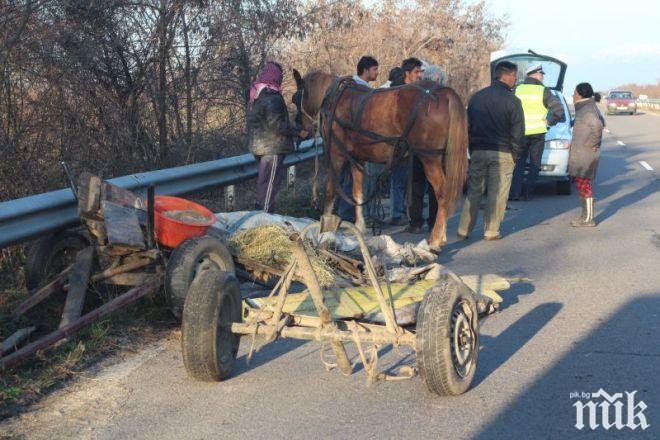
[102,272,155,286]
[101,181,145,209]
[59,247,95,328]
[460,274,510,295]
[77,172,102,218]
[250,280,439,320]
[102,200,145,250]
[248,273,510,321]
[11,265,73,319]
[85,219,107,244]
[0,326,36,356]
[0,276,163,371]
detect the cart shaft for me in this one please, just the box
[230,322,417,348]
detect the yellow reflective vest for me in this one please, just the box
[515,84,548,135]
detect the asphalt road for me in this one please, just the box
[3,110,659,439]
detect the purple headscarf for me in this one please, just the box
[249,61,283,109]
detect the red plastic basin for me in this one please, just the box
[153,195,216,248]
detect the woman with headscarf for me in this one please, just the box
[246,61,307,212]
[569,82,604,227]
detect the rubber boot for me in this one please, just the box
[570,198,587,226]
[585,197,596,227]
[572,197,596,227]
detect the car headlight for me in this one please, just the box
[546,139,570,149]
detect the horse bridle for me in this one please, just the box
[299,87,323,207]
[300,87,320,132]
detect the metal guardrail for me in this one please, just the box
[0,139,323,249]
[636,98,660,111]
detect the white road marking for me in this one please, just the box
[617,140,625,146]
[639,161,654,171]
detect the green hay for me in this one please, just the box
[228,225,335,287]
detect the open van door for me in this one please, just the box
[490,50,567,91]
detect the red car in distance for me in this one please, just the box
[606,91,637,115]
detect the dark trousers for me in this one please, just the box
[389,162,408,220]
[510,134,545,198]
[337,165,355,222]
[408,156,437,229]
[337,163,383,223]
[255,154,285,213]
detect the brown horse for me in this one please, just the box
[293,69,468,252]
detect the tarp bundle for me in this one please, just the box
[214,211,437,267]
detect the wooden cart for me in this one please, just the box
[2,174,510,397]
[179,215,510,396]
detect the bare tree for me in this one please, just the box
[0,0,505,202]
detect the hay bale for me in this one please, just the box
[229,225,335,287]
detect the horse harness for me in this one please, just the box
[319,77,446,209]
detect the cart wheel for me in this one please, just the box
[181,264,241,382]
[416,279,479,396]
[25,229,90,290]
[165,236,235,320]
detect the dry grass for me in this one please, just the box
[228,225,335,287]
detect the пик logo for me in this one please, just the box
[571,389,650,430]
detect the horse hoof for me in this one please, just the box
[429,244,443,254]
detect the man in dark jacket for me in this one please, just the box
[509,64,565,200]
[246,61,307,212]
[457,61,524,240]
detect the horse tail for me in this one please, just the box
[442,89,469,215]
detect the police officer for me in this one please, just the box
[509,64,565,201]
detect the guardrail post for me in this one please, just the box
[224,185,235,212]
[287,165,296,190]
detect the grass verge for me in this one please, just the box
[0,249,177,420]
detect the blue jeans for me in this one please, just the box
[390,162,408,219]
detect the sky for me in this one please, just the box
[482,0,660,94]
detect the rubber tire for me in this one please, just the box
[416,279,479,396]
[181,265,242,381]
[556,179,572,195]
[165,236,235,320]
[25,229,90,290]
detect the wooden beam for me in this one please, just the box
[11,266,73,319]
[0,327,36,356]
[59,247,95,329]
[0,276,163,371]
[77,172,102,218]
